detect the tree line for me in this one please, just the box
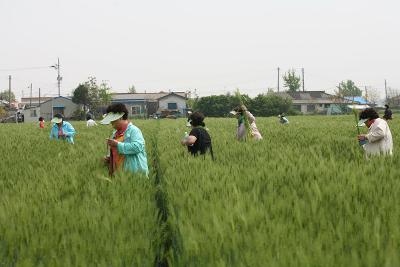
[190,93,293,117]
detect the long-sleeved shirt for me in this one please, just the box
[111,123,149,176]
[86,119,97,127]
[363,118,393,156]
[49,121,76,144]
[237,111,263,141]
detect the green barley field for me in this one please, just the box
[1,116,399,266]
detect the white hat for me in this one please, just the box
[100,113,125,125]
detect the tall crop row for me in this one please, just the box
[157,116,400,267]
[1,116,400,266]
[0,122,158,266]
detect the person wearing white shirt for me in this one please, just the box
[87,118,97,127]
[357,108,393,156]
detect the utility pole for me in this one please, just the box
[51,58,62,96]
[365,86,368,102]
[57,58,61,96]
[30,83,32,107]
[39,88,41,106]
[302,68,305,92]
[8,75,11,109]
[385,79,388,103]
[277,67,280,92]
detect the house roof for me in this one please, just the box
[276,91,352,104]
[40,96,73,105]
[158,92,187,100]
[344,96,369,105]
[111,91,186,101]
[277,91,334,100]
[21,97,53,103]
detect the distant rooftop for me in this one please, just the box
[276,91,335,100]
[344,96,370,105]
[111,91,187,101]
[21,96,53,103]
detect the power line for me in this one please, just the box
[0,66,50,72]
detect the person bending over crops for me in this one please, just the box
[278,113,289,124]
[49,113,76,144]
[383,104,393,121]
[357,108,393,156]
[181,111,214,159]
[101,103,148,176]
[38,117,45,128]
[86,114,97,127]
[230,105,262,141]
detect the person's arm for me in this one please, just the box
[183,128,200,146]
[117,128,145,155]
[63,123,76,137]
[246,111,255,123]
[181,135,197,145]
[366,125,385,143]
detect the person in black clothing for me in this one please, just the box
[181,111,213,158]
[383,104,393,121]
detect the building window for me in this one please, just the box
[131,106,141,115]
[167,103,177,110]
[325,104,330,108]
[30,109,37,117]
[307,105,315,112]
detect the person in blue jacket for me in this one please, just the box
[49,113,76,144]
[101,103,149,176]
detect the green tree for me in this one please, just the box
[73,77,113,117]
[249,94,292,116]
[99,81,112,107]
[283,69,301,92]
[85,76,101,113]
[0,90,16,103]
[72,84,90,112]
[336,80,362,97]
[193,92,251,117]
[194,94,234,117]
[128,85,136,93]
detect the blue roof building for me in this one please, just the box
[344,96,370,105]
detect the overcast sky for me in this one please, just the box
[0,0,399,100]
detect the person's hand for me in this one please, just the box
[181,139,187,146]
[103,156,110,164]
[358,135,366,141]
[107,138,119,147]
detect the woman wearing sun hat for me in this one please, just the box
[101,103,148,176]
[49,113,76,144]
[230,105,262,141]
[181,111,214,159]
